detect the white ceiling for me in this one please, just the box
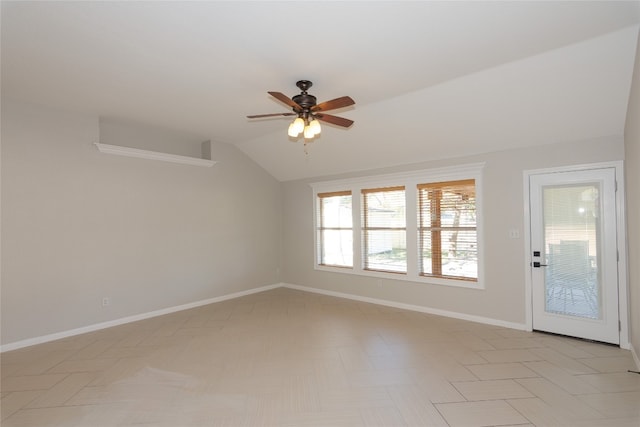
[2,1,639,181]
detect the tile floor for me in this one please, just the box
[1,288,639,426]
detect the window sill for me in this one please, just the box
[315,264,484,290]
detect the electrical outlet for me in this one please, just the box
[102,297,111,307]
[509,229,520,239]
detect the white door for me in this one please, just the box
[529,168,619,344]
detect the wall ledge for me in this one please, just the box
[95,142,216,167]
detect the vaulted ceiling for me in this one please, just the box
[2,1,639,181]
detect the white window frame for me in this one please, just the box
[311,163,485,289]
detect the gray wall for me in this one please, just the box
[282,136,625,327]
[624,30,640,362]
[1,100,282,346]
[2,93,635,352]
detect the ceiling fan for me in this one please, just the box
[247,80,355,140]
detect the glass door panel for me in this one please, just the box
[543,184,600,319]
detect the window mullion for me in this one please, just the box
[352,186,363,274]
[318,195,325,266]
[431,189,442,276]
[405,185,418,277]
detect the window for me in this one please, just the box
[362,186,406,273]
[418,179,477,281]
[312,164,483,288]
[317,191,353,267]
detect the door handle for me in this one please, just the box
[532,261,548,268]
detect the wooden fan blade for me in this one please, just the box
[268,91,302,110]
[247,112,296,118]
[312,96,355,112]
[315,113,354,128]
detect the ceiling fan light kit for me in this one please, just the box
[248,80,355,145]
[287,117,306,137]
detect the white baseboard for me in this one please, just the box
[0,284,281,353]
[281,283,528,331]
[631,342,640,371]
[4,281,630,356]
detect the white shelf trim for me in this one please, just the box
[95,143,216,167]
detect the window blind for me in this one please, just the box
[317,191,353,267]
[361,186,406,273]
[418,179,477,281]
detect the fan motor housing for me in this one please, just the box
[292,93,317,109]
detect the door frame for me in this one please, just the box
[523,161,629,349]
